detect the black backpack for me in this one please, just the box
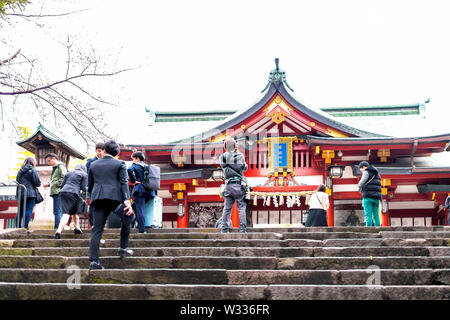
[142,164,160,191]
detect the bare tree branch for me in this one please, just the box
[65,36,71,79]
[66,80,120,107]
[0,49,21,66]
[5,9,88,18]
[47,86,111,138]
[0,1,139,149]
[31,92,91,146]
[0,67,135,95]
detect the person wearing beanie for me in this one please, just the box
[219,137,248,233]
[358,161,382,226]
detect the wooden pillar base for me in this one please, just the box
[231,202,239,228]
[381,212,389,227]
[177,194,189,228]
[327,197,334,227]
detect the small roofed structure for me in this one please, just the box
[16,124,86,166]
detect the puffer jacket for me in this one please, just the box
[16,164,41,198]
[219,151,248,183]
[360,165,382,200]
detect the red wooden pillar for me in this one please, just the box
[231,202,239,228]
[177,193,189,228]
[327,197,334,227]
[381,213,389,226]
[381,206,389,226]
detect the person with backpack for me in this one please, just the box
[218,137,248,233]
[127,151,154,233]
[358,161,382,227]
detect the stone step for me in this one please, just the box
[1,246,449,257]
[324,238,450,247]
[7,237,449,249]
[1,255,449,270]
[283,232,381,239]
[380,231,450,239]
[229,269,450,286]
[0,268,448,286]
[1,232,281,240]
[312,247,449,257]
[6,230,450,241]
[8,239,323,248]
[21,226,448,234]
[0,282,448,300]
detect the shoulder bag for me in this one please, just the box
[35,188,44,204]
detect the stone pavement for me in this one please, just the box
[0,226,449,300]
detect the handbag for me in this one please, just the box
[35,188,44,204]
[113,203,135,225]
[77,197,88,218]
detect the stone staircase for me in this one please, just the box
[0,226,449,300]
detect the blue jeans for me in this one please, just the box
[52,195,63,230]
[17,197,35,228]
[133,195,147,233]
[24,198,36,229]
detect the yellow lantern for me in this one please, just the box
[174,183,186,191]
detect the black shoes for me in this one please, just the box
[55,228,82,238]
[89,261,104,270]
[89,249,133,271]
[118,248,134,256]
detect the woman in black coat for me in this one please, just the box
[55,164,88,238]
[16,157,41,229]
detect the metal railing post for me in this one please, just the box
[11,181,27,229]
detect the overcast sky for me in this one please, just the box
[99,1,450,107]
[2,0,450,165]
[21,0,447,111]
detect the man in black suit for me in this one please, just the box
[88,140,134,270]
[86,142,104,229]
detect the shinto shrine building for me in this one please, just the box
[119,59,450,229]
